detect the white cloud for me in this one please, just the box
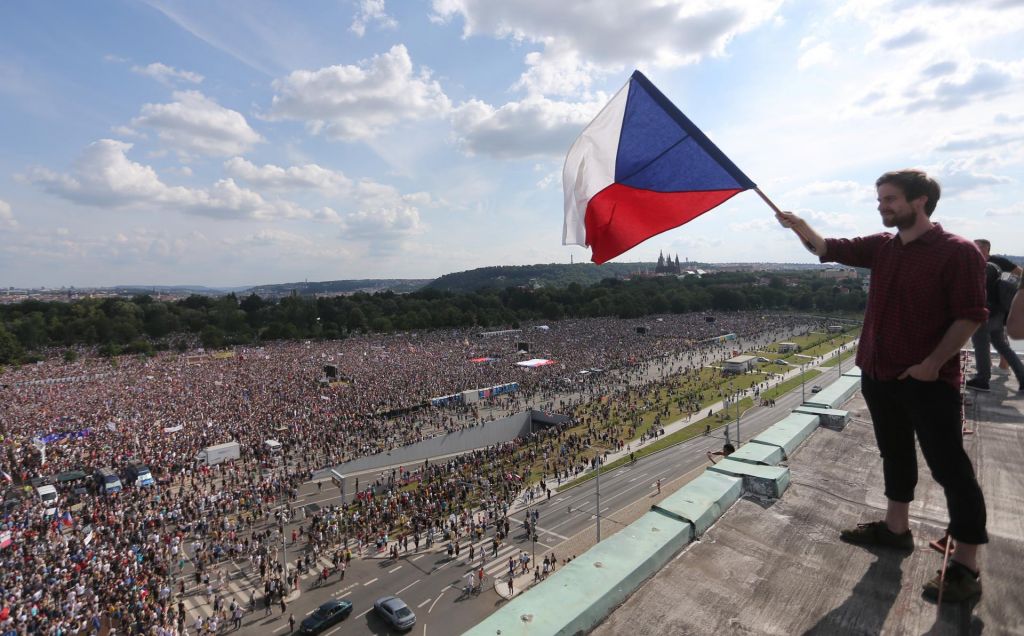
[342,204,422,237]
[0,199,17,229]
[834,1,1024,116]
[905,60,1021,113]
[22,139,310,220]
[241,228,312,246]
[513,41,600,97]
[984,202,1024,217]
[223,157,432,237]
[350,0,398,37]
[0,226,204,264]
[797,41,835,71]
[110,125,144,138]
[994,112,1024,125]
[268,44,451,141]
[166,165,193,177]
[728,218,774,233]
[786,180,871,199]
[129,90,263,157]
[224,157,352,192]
[535,166,559,189]
[931,158,1014,196]
[869,27,929,51]
[797,208,863,234]
[214,228,353,262]
[843,57,1023,117]
[934,130,1024,152]
[451,94,604,158]
[131,62,204,85]
[225,157,434,215]
[432,0,783,95]
[920,60,958,79]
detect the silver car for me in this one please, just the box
[374,595,416,631]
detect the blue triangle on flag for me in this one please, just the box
[615,71,755,193]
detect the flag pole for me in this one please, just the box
[755,187,819,255]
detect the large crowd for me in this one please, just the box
[0,311,814,634]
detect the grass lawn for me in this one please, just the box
[821,347,858,367]
[798,332,859,358]
[491,325,854,494]
[761,369,823,401]
[559,367,824,490]
[558,402,751,490]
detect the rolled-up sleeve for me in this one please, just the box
[948,244,989,323]
[820,234,890,269]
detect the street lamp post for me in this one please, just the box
[801,364,807,403]
[280,520,288,589]
[595,456,602,542]
[530,517,537,567]
[735,390,741,446]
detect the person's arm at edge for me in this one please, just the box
[899,318,982,381]
[774,211,827,257]
[1007,283,1024,340]
[988,254,1022,278]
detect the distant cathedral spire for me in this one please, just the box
[655,250,681,275]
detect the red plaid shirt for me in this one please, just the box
[822,223,988,387]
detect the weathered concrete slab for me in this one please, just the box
[794,405,850,430]
[803,375,860,409]
[465,509,693,636]
[707,458,790,498]
[750,411,820,456]
[727,441,785,466]
[841,365,862,378]
[653,470,743,537]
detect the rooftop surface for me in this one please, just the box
[590,375,1023,635]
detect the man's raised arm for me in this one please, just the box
[775,210,827,257]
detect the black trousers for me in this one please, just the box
[860,375,988,545]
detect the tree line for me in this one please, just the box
[0,272,864,364]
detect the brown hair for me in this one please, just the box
[876,169,941,216]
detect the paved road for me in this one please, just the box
[175,357,850,636]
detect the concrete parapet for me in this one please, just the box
[707,459,790,498]
[464,510,694,636]
[653,470,743,537]
[803,375,860,409]
[793,405,849,430]
[749,411,819,457]
[727,441,784,466]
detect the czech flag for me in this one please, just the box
[563,70,755,264]
[61,510,74,527]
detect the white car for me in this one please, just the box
[36,483,58,517]
[374,596,416,631]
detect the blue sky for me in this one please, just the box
[1,0,1022,287]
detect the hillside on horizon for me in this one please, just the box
[7,260,870,297]
[428,262,663,292]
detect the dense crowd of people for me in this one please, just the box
[0,311,817,634]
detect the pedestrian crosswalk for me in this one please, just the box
[179,532,552,620]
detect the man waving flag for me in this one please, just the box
[563,70,756,264]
